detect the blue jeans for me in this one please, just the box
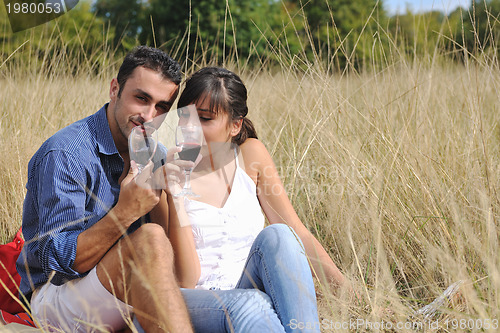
[135,224,319,332]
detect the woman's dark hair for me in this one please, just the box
[178,67,258,145]
[116,46,181,97]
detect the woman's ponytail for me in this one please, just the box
[233,117,258,145]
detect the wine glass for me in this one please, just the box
[174,124,203,197]
[128,124,158,174]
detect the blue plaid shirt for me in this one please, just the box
[17,104,141,296]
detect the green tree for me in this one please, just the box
[88,0,394,70]
[465,0,500,56]
[388,9,447,59]
[142,0,225,58]
[284,0,387,70]
[142,0,284,66]
[93,0,147,50]
[431,1,499,60]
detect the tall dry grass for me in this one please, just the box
[246,60,500,331]
[1,8,500,333]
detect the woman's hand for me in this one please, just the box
[152,147,195,195]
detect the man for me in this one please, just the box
[17,46,193,332]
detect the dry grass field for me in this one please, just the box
[1,17,500,332]
[246,58,500,331]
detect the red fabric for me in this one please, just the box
[0,309,35,326]
[0,229,24,314]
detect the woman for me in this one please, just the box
[164,67,351,332]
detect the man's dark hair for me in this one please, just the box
[116,46,182,97]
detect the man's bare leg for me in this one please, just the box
[97,223,193,332]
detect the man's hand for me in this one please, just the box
[73,161,160,273]
[113,161,161,227]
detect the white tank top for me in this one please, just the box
[184,149,265,290]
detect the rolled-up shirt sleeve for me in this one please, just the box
[36,149,88,283]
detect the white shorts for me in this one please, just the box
[30,267,132,332]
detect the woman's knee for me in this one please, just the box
[255,224,304,253]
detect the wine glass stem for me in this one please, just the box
[183,168,193,191]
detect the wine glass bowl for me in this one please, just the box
[174,125,203,197]
[128,124,158,173]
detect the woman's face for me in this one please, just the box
[195,97,241,147]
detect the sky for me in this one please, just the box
[384,0,470,15]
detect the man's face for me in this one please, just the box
[107,66,179,154]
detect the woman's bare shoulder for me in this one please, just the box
[239,138,269,157]
[239,138,273,164]
[238,139,272,181]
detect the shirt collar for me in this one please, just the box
[94,103,119,156]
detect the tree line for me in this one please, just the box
[1,0,499,72]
